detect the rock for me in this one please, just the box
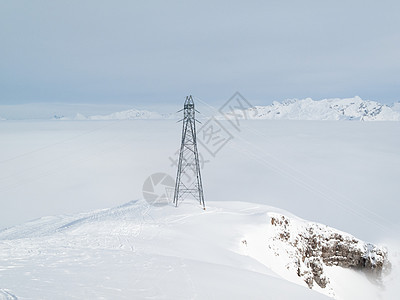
[269,214,391,290]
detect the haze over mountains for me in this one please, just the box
[1,97,399,121]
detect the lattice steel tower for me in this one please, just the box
[173,95,205,209]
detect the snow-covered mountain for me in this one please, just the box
[52,109,175,121]
[392,102,400,113]
[81,97,400,121]
[1,97,399,121]
[85,109,174,120]
[225,97,400,121]
[0,200,397,299]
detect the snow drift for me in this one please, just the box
[0,200,395,299]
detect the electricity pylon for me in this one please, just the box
[173,95,205,209]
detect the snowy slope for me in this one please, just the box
[0,200,397,299]
[228,97,400,121]
[0,200,330,300]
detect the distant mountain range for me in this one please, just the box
[82,97,400,121]
[73,110,175,120]
[226,97,400,121]
[1,97,399,121]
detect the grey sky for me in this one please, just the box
[0,0,399,106]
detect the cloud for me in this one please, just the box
[0,1,399,105]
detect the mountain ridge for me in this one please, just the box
[1,97,399,121]
[74,97,400,121]
[232,96,400,121]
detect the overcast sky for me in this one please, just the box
[0,0,399,106]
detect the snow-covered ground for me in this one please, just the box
[0,200,332,299]
[0,199,398,299]
[0,116,399,299]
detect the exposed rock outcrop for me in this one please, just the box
[269,214,391,290]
